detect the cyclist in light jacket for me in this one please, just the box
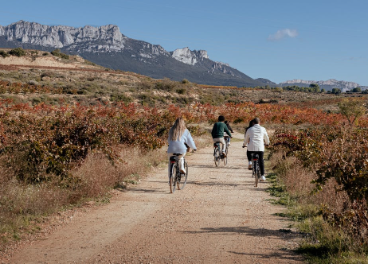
[167,117,197,180]
[243,117,270,181]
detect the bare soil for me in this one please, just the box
[3,134,304,264]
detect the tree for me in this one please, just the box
[309,83,320,93]
[332,88,341,95]
[338,99,366,126]
[352,87,362,93]
[321,88,325,93]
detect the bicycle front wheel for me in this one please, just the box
[177,160,188,190]
[214,148,220,167]
[170,163,178,193]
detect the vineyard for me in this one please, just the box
[0,98,367,180]
[0,97,366,187]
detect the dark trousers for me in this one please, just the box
[248,151,265,175]
[247,150,251,162]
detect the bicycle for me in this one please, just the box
[213,142,227,166]
[224,135,230,156]
[169,153,189,193]
[251,153,261,187]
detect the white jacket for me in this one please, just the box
[243,124,270,151]
[167,129,197,154]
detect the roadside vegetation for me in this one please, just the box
[268,99,368,263]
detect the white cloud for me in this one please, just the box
[268,29,298,41]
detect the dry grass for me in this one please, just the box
[0,145,167,249]
[268,152,368,262]
[192,133,213,150]
[0,134,210,249]
[270,152,349,211]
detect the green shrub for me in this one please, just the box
[84,60,96,66]
[176,88,186,94]
[0,50,10,58]
[51,49,69,59]
[110,93,132,103]
[41,72,54,78]
[8,48,26,57]
[136,81,154,91]
[155,78,176,92]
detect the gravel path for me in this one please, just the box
[6,134,304,264]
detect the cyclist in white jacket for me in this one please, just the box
[243,117,270,181]
[167,117,197,180]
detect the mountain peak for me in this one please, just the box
[0,20,125,51]
[171,47,209,65]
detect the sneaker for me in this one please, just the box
[180,169,186,174]
[248,165,252,170]
[260,176,266,181]
[222,152,227,158]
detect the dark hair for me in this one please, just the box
[218,115,225,122]
[254,117,260,124]
[245,119,255,133]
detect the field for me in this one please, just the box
[0,48,368,262]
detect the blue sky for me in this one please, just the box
[1,0,367,85]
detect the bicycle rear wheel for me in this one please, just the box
[214,148,220,167]
[170,163,178,193]
[177,160,188,190]
[254,161,259,187]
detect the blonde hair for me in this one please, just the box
[169,117,186,141]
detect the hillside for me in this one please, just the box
[0,48,102,69]
[0,47,349,109]
[0,21,265,87]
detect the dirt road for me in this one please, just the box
[6,136,303,264]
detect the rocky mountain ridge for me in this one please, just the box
[0,21,125,52]
[280,79,363,91]
[0,21,263,87]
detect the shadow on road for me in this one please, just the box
[187,181,246,187]
[190,164,244,170]
[228,251,303,262]
[183,226,300,241]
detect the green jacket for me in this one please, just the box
[211,122,232,138]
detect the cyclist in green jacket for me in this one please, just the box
[211,116,232,157]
